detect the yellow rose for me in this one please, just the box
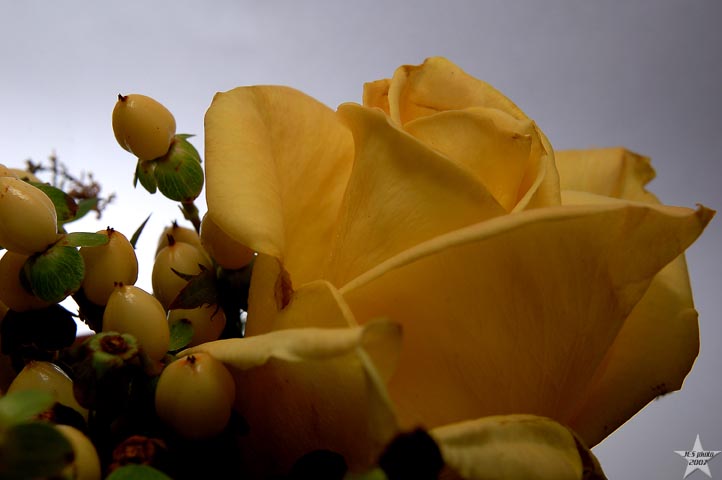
[193,57,713,478]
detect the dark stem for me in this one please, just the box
[180,201,201,233]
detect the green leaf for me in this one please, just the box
[70,197,100,223]
[168,319,194,351]
[0,390,55,428]
[29,181,78,223]
[130,214,152,249]
[169,265,219,310]
[154,136,204,202]
[135,158,158,194]
[23,245,84,303]
[106,464,173,480]
[0,422,73,479]
[60,232,110,248]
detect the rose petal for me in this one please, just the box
[385,57,527,125]
[324,104,506,287]
[246,253,295,324]
[556,147,658,203]
[559,186,707,445]
[183,280,401,475]
[381,57,561,209]
[245,275,403,383]
[565,254,699,446]
[513,124,560,211]
[432,414,605,480]
[204,86,354,284]
[363,78,391,114]
[404,107,538,211]
[340,201,713,441]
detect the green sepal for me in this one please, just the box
[0,422,74,479]
[168,264,219,310]
[106,464,173,480]
[68,331,143,410]
[173,134,200,161]
[179,201,201,230]
[154,135,204,202]
[29,181,78,223]
[22,244,84,303]
[59,232,110,248]
[168,319,194,351]
[0,390,55,428]
[135,158,158,194]
[86,331,141,378]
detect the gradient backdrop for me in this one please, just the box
[1,2,720,478]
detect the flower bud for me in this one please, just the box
[79,228,139,306]
[0,251,52,311]
[113,94,176,161]
[0,162,40,182]
[0,163,18,178]
[0,176,58,255]
[155,222,204,257]
[9,169,41,183]
[8,360,88,420]
[55,425,102,480]
[84,331,141,377]
[155,352,235,440]
[153,238,212,310]
[68,331,146,410]
[103,285,170,362]
[108,435,168,474]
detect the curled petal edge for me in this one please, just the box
[182,288,402,474]
[431,414,606,480]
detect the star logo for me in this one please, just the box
[675,435,721,478]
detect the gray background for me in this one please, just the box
[1,1,720,478]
